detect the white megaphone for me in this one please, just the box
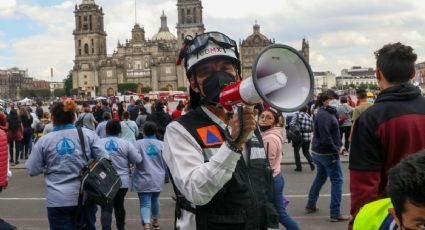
[219,44,314,112]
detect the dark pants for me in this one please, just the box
[101,188,128,230]
[47,204,97,230]
[0,218,16,230]
[339,126,351,150]
[293,141,313,169]
[8,141,20,163]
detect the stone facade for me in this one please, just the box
[239,23,310,79]
[0,68,50,99]
[313,71,337,92]
[336,66,377,87]
[72,0,204,97]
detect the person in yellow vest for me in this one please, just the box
[354,150,425,230]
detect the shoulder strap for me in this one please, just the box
[77,127,88,161]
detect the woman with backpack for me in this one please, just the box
[25,100,107,229]
[19,107,33,160]
[290,105,315,172]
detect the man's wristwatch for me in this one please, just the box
[225,141,243,154]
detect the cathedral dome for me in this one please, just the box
[152,11,176,41]
[152,30,176,41]
[243,22,270,45]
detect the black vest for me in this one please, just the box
[176,107,278,230]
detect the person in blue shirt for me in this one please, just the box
[97,120,142,230]
[26,100,106,230]
[132,121,166,230]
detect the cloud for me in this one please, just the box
[0,0,16,18]
[3,0,425,82]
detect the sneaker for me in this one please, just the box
[305,207,319,214]
[329,215,350,222]
[152,224,160,230]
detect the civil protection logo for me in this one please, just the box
[55,137,76,156]
[105,139,118,154]
[146,143,158,158]
[196,125,223,147]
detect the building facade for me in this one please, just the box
[0,68,50,99]
[313,71,336,92]
[336,66,377,88]
[239,23,309,79]
[415,61,425,89]
[72,0,204,97]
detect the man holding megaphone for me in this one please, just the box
[162,31,280,230]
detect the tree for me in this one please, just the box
[159,87,169,91]
[33,89,51,99]
[53,88,66,97]
[117,83,138,94]
[19,88,34,98]
[64,70,73,96]
[178,86,188,92]
[141,86,152,93]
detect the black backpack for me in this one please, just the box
[287,114,303,143]
[76,127,121,207]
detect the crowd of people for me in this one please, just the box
[1,31,425,230]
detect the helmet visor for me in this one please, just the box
[186,32,237,56]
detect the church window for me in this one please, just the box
[84,44,89,54]
[78,40,81,46]
[181,9,184,23]
[84,75,87,79]
[79,49,81,55]
[187,9,191,14]
[84,81,87,85]
[91,39,93,45]
[92,48,94,54]
[84,16,87,21]
[181,33,185,40]
[83,24,88,30]
[89,15,92,30]
[193,8,197,23]
[78,16,82,30]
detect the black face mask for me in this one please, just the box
[259,125,272,132]
[200,71,236,105]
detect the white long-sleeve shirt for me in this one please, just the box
[163,106,245,229]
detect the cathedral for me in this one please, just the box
[72,0,309,98]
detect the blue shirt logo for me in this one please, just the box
[146,144,158,158]
[105,139,118,154]
[56,137,76,156]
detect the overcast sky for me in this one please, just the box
[1,0,425,82]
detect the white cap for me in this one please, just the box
[186,41,238,73]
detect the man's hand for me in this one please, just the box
[228,106,257,149]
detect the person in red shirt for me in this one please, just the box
[171,102,185,120]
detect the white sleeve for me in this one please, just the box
[163,121,241,206]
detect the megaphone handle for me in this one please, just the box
[224,105,244,146]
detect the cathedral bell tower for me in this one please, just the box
[72,0,107,98]
[176,0,205,45]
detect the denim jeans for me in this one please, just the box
[269,173,300,230]
[138,192,160,224]
[306,153,344,217]
[101,188,128,230]
[47,204,96,230]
